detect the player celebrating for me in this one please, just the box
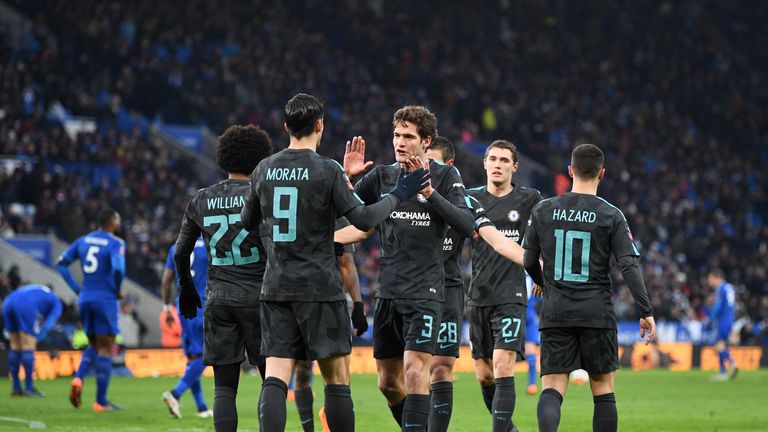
[466,140,542,432]
[523,143,656,432]
[341,107,474,432]
[3,284,62,397]
[160,237,213,418]
[57,208,126,411]
[241,93,427,432]
[174,124,273,432]
[706,268,739,380]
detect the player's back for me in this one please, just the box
[71,230,124,302]
[529,192,638,329]
[254,148,350,302]
[715,282,736,323]
[187,180,265,308]
[4,284,55,311]
[167,238,208,302]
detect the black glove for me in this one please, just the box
[334,241,345,257]
[351,301,369,336]
[473,206,494,231]
[390,168,430,201]
[178,276,202,319]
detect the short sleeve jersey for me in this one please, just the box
[250,149,363,302]
[178,180,266,308]
[467,185,542,306]
[522,193,640,329]
[165,238,209,302]
[354,160,472,301]
[59,230,125,302]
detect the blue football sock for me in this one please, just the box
[21,351,35,390]
[718,350,728,374]
[76,347,97,379]
[724,349,735,369]
[526,354,538,386]
[95,356,112,406]
[8,350,22,392]
[173,358,206,399]
[190,378,208,411]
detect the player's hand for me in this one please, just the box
[391,168,431,201]
[178,277,202,319]
[640,316,656,345]
[343,136,373,177]
[351,301,369,336]
[532,284,544,297]
[117,291,125,300]
[411,155,433,198]
[334,242,345,257]
[473,206,493,231]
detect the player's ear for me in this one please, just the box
[283,122,290,133]
[598,168,606,181]
[512,160,519,173]
[447,159,455,166]
[421,136,432,151]
[568,165,574,178]
[316,118,324,133]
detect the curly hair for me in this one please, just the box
[217,125,273,175]
[392,105,438,141]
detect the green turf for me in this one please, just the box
[1,370,766,431]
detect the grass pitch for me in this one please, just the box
[1,370,766,431]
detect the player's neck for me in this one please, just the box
[288,135,318,152]
[571,179,599,195]
[228,173,250,181]
[486,180,513,197]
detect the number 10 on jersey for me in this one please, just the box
[553,229,591,282]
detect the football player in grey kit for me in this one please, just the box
[174,125,272,432]
[467,140,542,432]
[523,143,655,432]
[340,106,475,432]
[240,93,429,432]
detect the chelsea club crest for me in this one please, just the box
[508,210,519,222]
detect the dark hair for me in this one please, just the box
[217,124,273,175]
[708,268,725,279]
[571,143,604,179]
[428,136,455,162]
[98,208,119,228]
[392,105,437,141]
[484,140,518,162]
[284,93,324,139]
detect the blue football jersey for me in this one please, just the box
[165,238,208,302]
[59,230,125,302]
[712,282,736,326]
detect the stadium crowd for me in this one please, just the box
[0,0,766,344]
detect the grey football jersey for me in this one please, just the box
[248,148,363,302]
[467,185,542,306]
[355,160,472,301]
[177,179,266,308]
[523,193,640,329]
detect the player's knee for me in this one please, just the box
[377,372,403,397]
[430,364,453,383]
[294,361,313,389]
